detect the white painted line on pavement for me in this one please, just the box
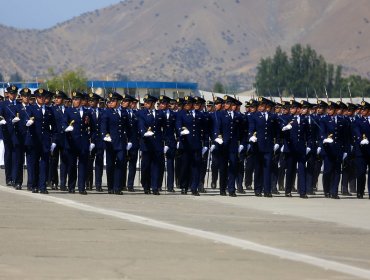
[2,185,370,279]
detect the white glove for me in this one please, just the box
[103,135,112,142]
[306,147,311,155]
[238,145,244,153]
[180,129,190,136]
[280,145,284,152]
[202,146,208,156]
[215,138,223,145]
[50,143,56,153]
[0,119,6,125]
[360,139,369,145]
[89,143,95,152]
[351,145,354,151]
[282,124,292,131]
[273,144,279,152]
[126,142,133,151]
[246,144,251,152]
[176,142,180,149]
[323,138,333,144]
[65,125,74,132]
[144,131,154,137]
[317,147,322,155]
[342,153,347,161]
[249,135,257,143]
[210,145,216,152]
[164,145,169,154]
[26,119,34,127]
[12,117,20,124]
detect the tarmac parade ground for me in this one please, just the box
[0,172,370,279]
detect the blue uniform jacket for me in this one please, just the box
[138,108,165,152]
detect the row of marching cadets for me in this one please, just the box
[1,84,370,199]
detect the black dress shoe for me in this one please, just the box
[220,191,227,196]
[229,192,237,197]
[60,186,67,191]
[114,191,123,195]
[199,188,207,193]
[79,190,87,195]
[300,194,308,199]
[6,181,13,186]
[96,186,103,192]
[342,192,352,196]
[307,191,316,195]
[324,193,330,198]
[246,186,253,190]
[51,183,58,190]
[331,195,340,199]
[32,189,39,193]
[272,190,280,195]
[153,190,160,195]
[255,192,262,197]
[40,190,49,194]
[264,193,273,197]
[68,189,75,193]
[181,189,187,195]
[127,188,136,192]
[167,189,175,193]
[27,186,32,191]
[285,193,292,197]
[15,184,22,190]
[211,182,216,189]
[357,194,364,199]
[237,189,246,194]
[192,191,200,196]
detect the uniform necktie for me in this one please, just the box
[152,109,155,118]
[297,115,300,124]
[79,108,83,118]
[42,105,45,115]
[192,110,195,118]
[265,112,268,121]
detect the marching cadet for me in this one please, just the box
[280,100,311,198]
[244,99,258,191]
[101,92,131,195]
[248,97,279,197]
[138,94,165,195]
[269,100,282,195]
[210,97,224,189]
[86,93,104,192]
[23,88,56,194]
[176,96,208,195]
[341,102,357,195]
[277,101,290,192]
[18,88,33,190]
[213,95,244,197]
[158,95,177,192]
[0,85,24,188]
[319,101,349,199]
[353,101,370,199]
[63,91,96,195]
[312,100,327,192]
[174,98,184,189]
[49,90,68,191]
[126,95,140,192]
[193,96,209,193]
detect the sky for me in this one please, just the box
[0,0,122,29]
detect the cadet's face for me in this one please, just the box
[206,105,213,112]
[266,105,272,112]
[8,93,16,101]
[224,102,231,110]
[361,109,368,116]
[215,103,222,111]
[184,103,192,111]
[290,107,297,114]
[81,99,88,106]
[301,107,308,115]
[131,102,138,109]
[275,107,281,113]
[257,104,265,112]
[45,97,51,105]
[72,98,81,108]
[21,96,29,104]
[336,109,343,115]
[159,102,168,110]
[193,103,201,110]
[54,97,63,106]
[121,100,130,108]
[89,99,98,108]
[327,108,335,116]
[231,104,237,111]
[317,107,324,114]
[36,96,45,105]
[169,103,176,110]
[250,107,257,113]
[144,101,153,109]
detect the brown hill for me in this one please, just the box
[1,0,370,89]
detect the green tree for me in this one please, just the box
[44,68,88,95]
[213,81,225,93]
